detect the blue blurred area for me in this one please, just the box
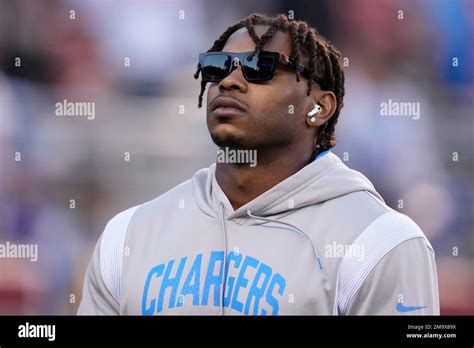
[0,0,472,314]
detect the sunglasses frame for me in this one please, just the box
[198,50,325,88]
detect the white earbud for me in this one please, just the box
[307,104,322,122]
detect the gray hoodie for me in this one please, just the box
[78,152,439,315]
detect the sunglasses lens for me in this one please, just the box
[242,53,276,81]
[200,53,232,82]
[199,52,277,82]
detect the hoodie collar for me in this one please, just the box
[192,152,383,223]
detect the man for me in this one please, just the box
[78,13,439,315]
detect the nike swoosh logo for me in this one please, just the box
[396,302,427,313]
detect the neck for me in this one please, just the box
[215,143,314,210]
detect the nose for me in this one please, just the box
[218,63,248,93]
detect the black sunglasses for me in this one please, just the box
[197,50,324,87]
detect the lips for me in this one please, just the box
[210,97,247,115]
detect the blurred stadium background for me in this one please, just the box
[0,0,472,314]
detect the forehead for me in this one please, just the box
[222,25,293,56]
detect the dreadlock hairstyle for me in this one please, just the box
[194,13,345,154]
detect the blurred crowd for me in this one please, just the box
[0,0,472,314]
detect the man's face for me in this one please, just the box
[206,25,315,151]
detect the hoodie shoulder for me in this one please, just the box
[78,204,140,314]
[333,209,434,315]
[142,179,194,210]
[89,177,195,308]
[102,205,143,300]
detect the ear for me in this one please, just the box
[305,90,337,128]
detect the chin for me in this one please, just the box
[210,127,248,149]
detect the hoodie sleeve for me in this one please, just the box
[333,211,440,315]
[77,206,139,315]
[77,236,120,315]
[345,238,439,315]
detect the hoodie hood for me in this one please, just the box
[192,152,384,223]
